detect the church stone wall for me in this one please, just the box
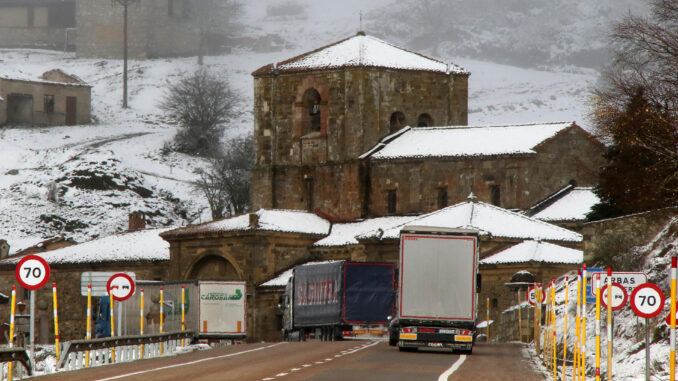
[252,67,468,218]
[365,126,604,215]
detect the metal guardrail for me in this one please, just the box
[58,330,195,370]
[0,347,32,376]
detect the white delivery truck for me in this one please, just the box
[100,280,247,343]
[396,226,480,353]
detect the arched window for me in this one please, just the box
[301,88,322,135]
[417,113,433,127]
[389,111,406,133]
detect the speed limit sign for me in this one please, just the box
[15,254,50,290]
[526,286,545,306]
[630,283,665,319]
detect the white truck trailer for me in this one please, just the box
[396,226,480,353]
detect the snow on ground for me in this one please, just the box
[0,17,599,248]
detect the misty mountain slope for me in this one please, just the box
[364,0,647,69]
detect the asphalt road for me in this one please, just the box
[32,341,547,381]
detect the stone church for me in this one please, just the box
[250,32,604,219]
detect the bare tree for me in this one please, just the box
[196,136,254,219]
[161,69,238,157]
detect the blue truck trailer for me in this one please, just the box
[282,261,396,341]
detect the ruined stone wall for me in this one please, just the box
[0,1,76,50]
[252,68,468,218]
[76,0,199,59]
[0,262,167,343]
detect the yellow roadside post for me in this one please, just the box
[8,286,16,381]
[544,284,551,368]
[140,289,144,359]
[181,285,186,347]
[582,264,587,381]
[53,283,60,365]
[671,256,677,381]
[110,292,115,363]
[595,274,601,381]
[86,284,92,367]
[563,277,569,381]
[534,283,542,356]
[575,271,581,381]
[551,280,556,381]
[605,267,612,381]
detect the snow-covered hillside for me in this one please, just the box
[0,2,602,250]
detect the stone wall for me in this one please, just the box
[0,1,76,51]
[582,207,678,262]
[366,126,604,215]
[252,67,468,218]
[0,78,91,126]
[0,261,167,343]
[76,0,199,59]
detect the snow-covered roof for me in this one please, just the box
[532,187,599,222]
[314,216,415,246]
[480,240,582,265]
[252,32,467,76]
[361,122,577,160]
[0,228,172,265]
[359,196,582,242]
[0,75,91,88]
[259,260,344,287]
[162,209,331,238]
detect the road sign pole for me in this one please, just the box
[535,283,541,356]
[518,290,522,342]
[551,280,556,381]
[110,292,115,363]
[595,275,601,381]
[646,317,650,381]
[181,285,186,347]
[160,287,164,355]
[671,256,677,381]
[29,289,35,374]
[607,267,612,381]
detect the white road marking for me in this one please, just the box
[315,361,324,364]
[437,355,467,381]
[302,364,312,367]
[291,368,301,371]
[92,342,287,381]
[276,373,288,377]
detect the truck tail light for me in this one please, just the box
[460,330,471,335]
[343,331,354,337]
[402,327,414,333]
[418,328,436,333]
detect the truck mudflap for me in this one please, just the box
[342,324,389,340]
[398,326,475,350]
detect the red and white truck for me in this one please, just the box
[396,226,480,353]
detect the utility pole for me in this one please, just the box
[113,0,137,108]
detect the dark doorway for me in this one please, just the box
[7,94,33,125]
[65,96,77,125]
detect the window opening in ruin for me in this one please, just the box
[389,111,406,134]
[44,95,55,114]
[301,88,322,135]
[387,189,397,214]
[417,113,433,127]
[437,188,448,209]
[491,298,498,309]
[305,177,314,211]
[490,185,501,206]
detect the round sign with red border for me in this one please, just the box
[630,283,665,319]
[600,282,628,311]
[15,254,50,290]
[526,286,545,306]
[107,273,135,301]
